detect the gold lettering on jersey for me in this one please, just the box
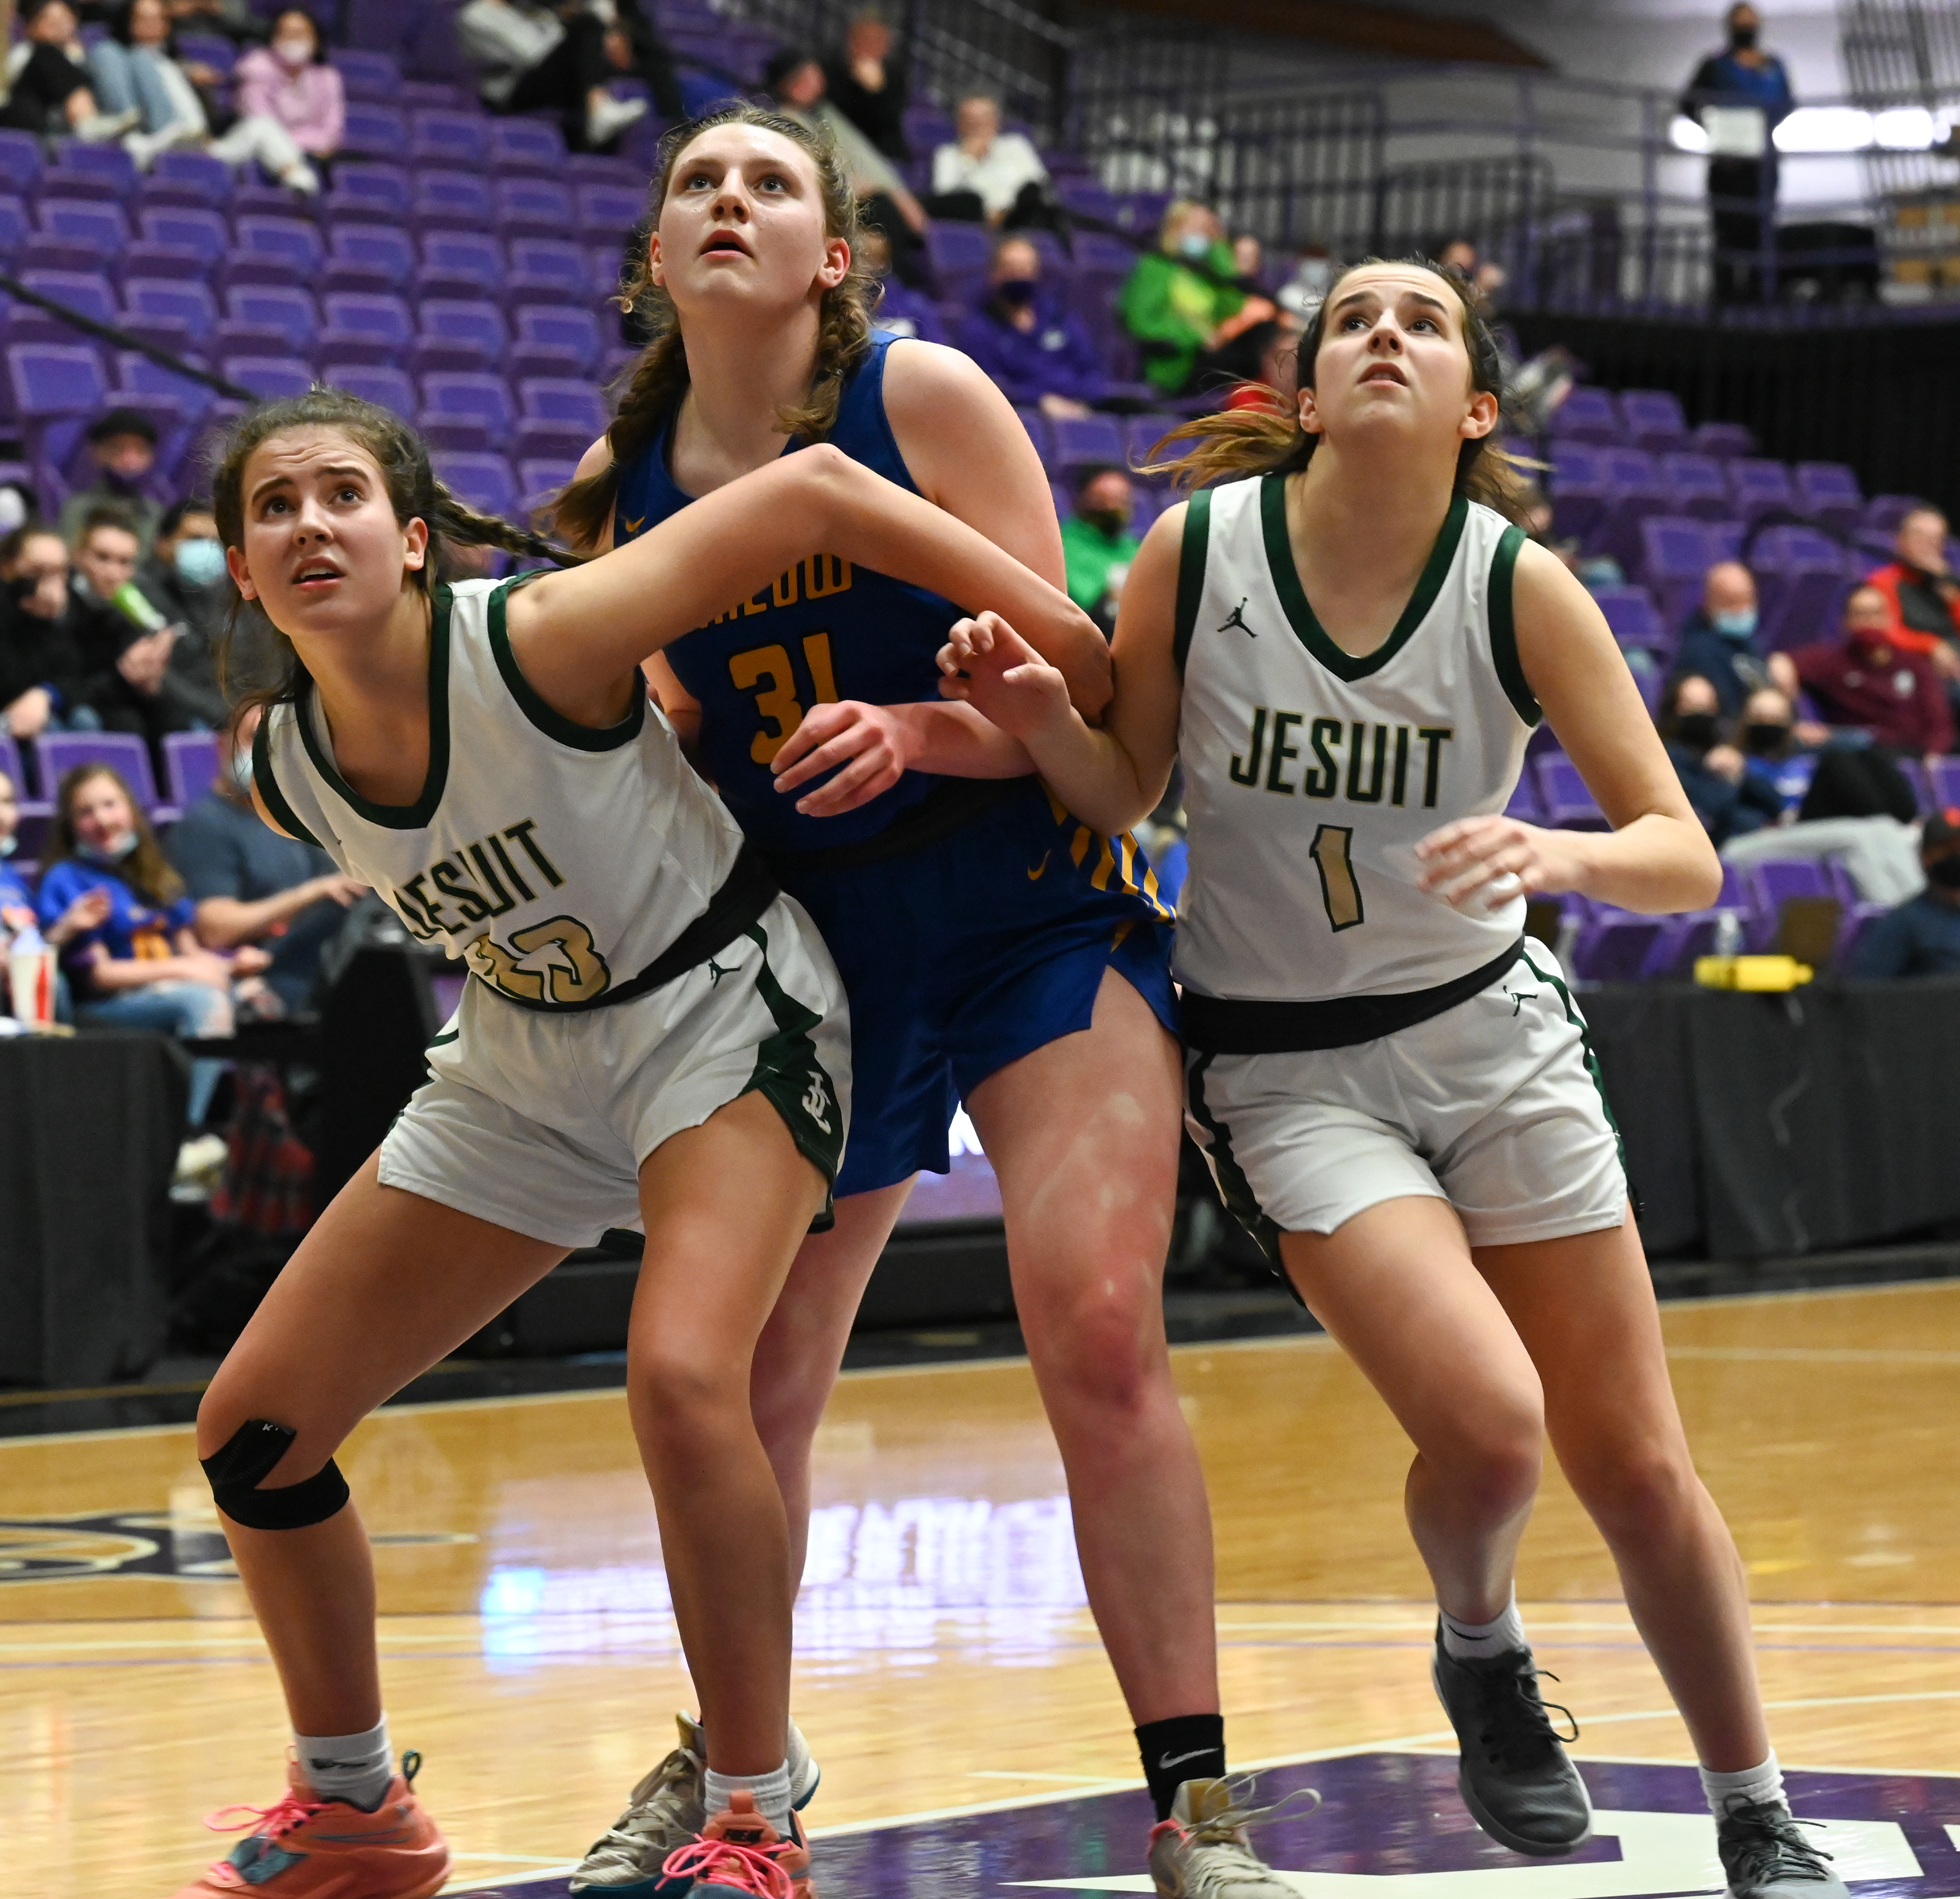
[1229,707,1456,810]
[709,556,854,625]
[396,819,567,941]
[463,915,612,1006]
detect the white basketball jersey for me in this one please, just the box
[1173,476,1536,1003]
[255,577,747,1010]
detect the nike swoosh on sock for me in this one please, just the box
[1159,1748,1220,1771]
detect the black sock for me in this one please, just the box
[1135,1713,1226,1821]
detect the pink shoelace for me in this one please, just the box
[660,1834,795,1898]
[205,1789,328,1840]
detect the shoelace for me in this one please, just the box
[1723,1799,1837,1889]
[204,1789,328,1842]
[1150,1779,1323,1894]
[660,1834,795,1898]
[581,1747,702,1872]
[1475,1666,1581,1770]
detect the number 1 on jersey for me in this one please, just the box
[1310,824,1364,931]
[729,632,838,763]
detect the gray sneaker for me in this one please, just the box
[1718,1799,1852,1899]
[1147,1776,1311,1898]
[570,1712,820,1894]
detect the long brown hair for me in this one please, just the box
[45,763,183,908]
[1138,256,1531,518]
[549,103,878,551]
[211,388,576,722]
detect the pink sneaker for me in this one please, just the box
[169,1752,450,1899]
[660,1790,817,1897]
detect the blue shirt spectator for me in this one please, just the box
[38,851,196,972]
[1735,685,1819,815]
[1851,810,1960,977]
[956,233,1107,417]
[1662,672,1782,846]
[1673,559,1776,717]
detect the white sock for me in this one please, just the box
[294,1716,393,1810]
[704,1761,793,1838]
[1440,1593,1529,1661]
[1701,1753,1784,1819]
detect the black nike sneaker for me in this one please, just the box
[1430,1621,1592,1855]
[1718,1798,1852,1899]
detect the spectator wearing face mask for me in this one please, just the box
[232,9,345,169]
[1734,684,1822,815]
[1787,582,1954,760]
[0,524,95,743]
[0,765,107,1018]
[1849,809,1960,978]
[1119,200,1277,397]
[1060,466,1141,636]
[1662,672,1783,845]
[956,233,1107,418]
[168,706,368,1017]
[1673,559,1777,716]
[1864,507,1960,682]
[136,498,230,716]
[57,408,163,557]
[1682,3,1794,305]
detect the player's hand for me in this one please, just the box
[1415,814,1587,910]
[770,700,915,816]
[937,613,1073,741]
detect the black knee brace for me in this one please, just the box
[202,1418,350,1530]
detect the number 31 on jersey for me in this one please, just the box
[730,632,839,763]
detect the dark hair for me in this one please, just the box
[211,388,573,721]
[88,406,159,446]
[1136,254,1531,518]
[77,504,139,548]
[45,763,183,909]
[550,103,876,551]
[268,7,325,58]
[1073,461,1128,497]
[763,45,821,93]
[110,0,175,49]
[159,496,215,542]
[1658,671,1721,732]
[22,0,77,24]
[0,520,62,566]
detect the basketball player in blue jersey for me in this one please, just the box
[553,104,1293,1896]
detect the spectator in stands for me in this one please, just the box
[1681,4,1794,305]
[1661,671,1782,844]
[927,92,1059,233]
[1231,233,1269,295]
[1118,199,1277,397]
[57,409,163,556]
[824,7,907,162]
[36,761,265,1123]
[137,498,229,704]
[1737,683,1821,814]
[0,525,94,741]
[231,10,345,172]
[1865,506,1960,679]
[956,233,1106,417]
[166,0,261,42]
[90,0,323,189]
[1850,808,1960,978]
[0,0,139,143]
[1787,581,1954,759]
[765,46,929,283]
[170,706,367,1017]
[456,0,653,154]
[1436,236,1506,310]
[0,765,108,1012]
[1060,465,1141,636]
[860,227,945,344]
[1673,558,1777,716]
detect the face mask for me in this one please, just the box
[273,35,313,66]
[1712,607,1757,641]
[1744,720,1790,755]
[1081,508,1129,537]
[1728,22,1758,49]
[1928,855,1960,890]
[174,537,225,588]
[102,466,145,495]
[996,277,1037,307]
[78,830,138,867]
[1674,711,1720,750]
[0,834,15,858]
[1178,231,1213,262]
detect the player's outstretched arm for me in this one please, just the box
[938,505,1186,835]
[507,445,1108,725]
[1415,540,1721,917]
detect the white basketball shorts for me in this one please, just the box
[1184,940,1627,1254]
[377,896,851,1248]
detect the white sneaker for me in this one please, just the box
[77,107,142,143]
[585,92,649,149]
[173,1133,230,1196]
[1148,1777,1313,1899]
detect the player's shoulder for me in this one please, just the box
[879,335,1009,419]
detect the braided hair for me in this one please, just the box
[212,388,575,719]
[549,102,878,551]
[1137,256,1532,520]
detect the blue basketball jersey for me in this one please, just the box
[613,331,959,853]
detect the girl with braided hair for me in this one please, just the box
[556,103,1292,1899]
[171,387,1105,1899]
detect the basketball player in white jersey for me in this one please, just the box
[937,260,1851,1899]
[168,388,1105,1899]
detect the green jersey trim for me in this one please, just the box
[296,584,454,830]
[1260,476,1468,683]
[1185,1051,1281,1267]
[1487,523,1541,727]
[488,573,647,753]
[1172,488,1213,676]
[251,710,322,849]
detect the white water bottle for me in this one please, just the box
[8,922,55,1027]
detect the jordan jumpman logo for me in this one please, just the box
[1218,597,1257,637]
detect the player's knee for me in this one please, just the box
[1430,1405,1544,1519]
[195,1401,350,1531]
[1026,1296,1166,1421]
[628,1338,746,1448]
[1564,1439,1697,1542]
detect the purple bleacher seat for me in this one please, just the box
[324,220,414,294]
[19,233,106,278]
[410,109,489,169]
[1727,457,1796,525]
[140,207,228,268]
[214,319,295,362]
[174,30,235,75]
[1637,516,1720,629]
[120,350,216,422]
[1591,585,1666,653]
[1927,759,1960,811]
[517,378,605,433]
[1548,385,1620,444]
[234,215,324,281]
[330,49,402,103]
[433,450,517,519]
[225,285,319,355]
[1570,911,1667,981]
[518,456,578,507]
[1751,524,1850,651]
[150,150,232,207]
[413,299,507,376]
[1794,461,1862,535]
[1057,178,1122,227]
[1861,494,1923,536]
[324,161,410,222]
[163,729,221,808]
[507,237,587,300]
[321,291,412,350]
[0,729,50,808]
[1617,388,1687,454]
[586,243,625,301]
[0,195,26,258]
[125,278,218,346]
[1503,775,1541,822]
[322,362,416,419]
[1897,757,1934,814]
[514,418,596,464]
[1693,420,1754,459]
[117,239,205,286]
[510,304,599,378]
[1599,447,1671,568]
[925,221,991,294]
[420,417,493,453]
[0,131,42,197]
[22,268,115,326]
[495,177,578,241]
[38,197,129,254]
[342,105,409,161]
[417,230,505,299]
[1642,910,1724,979]
[49,140,137,200]
[1535,754,1607,829]
[1549,443,1609,544]
[1014,404,1052,464]
[1659,452,1735,523]
[421,371,512,436]
[1047,412,1125,472]
[488,118,567,176]
[574,182,643,243]
[413,169,495,230]
[224,355,314,400]
[36,730,158,809]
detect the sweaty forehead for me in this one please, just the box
[247,427,382,486]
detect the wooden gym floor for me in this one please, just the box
[9,1277,1960,1897]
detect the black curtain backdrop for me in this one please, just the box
[1509,310,1960,524]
